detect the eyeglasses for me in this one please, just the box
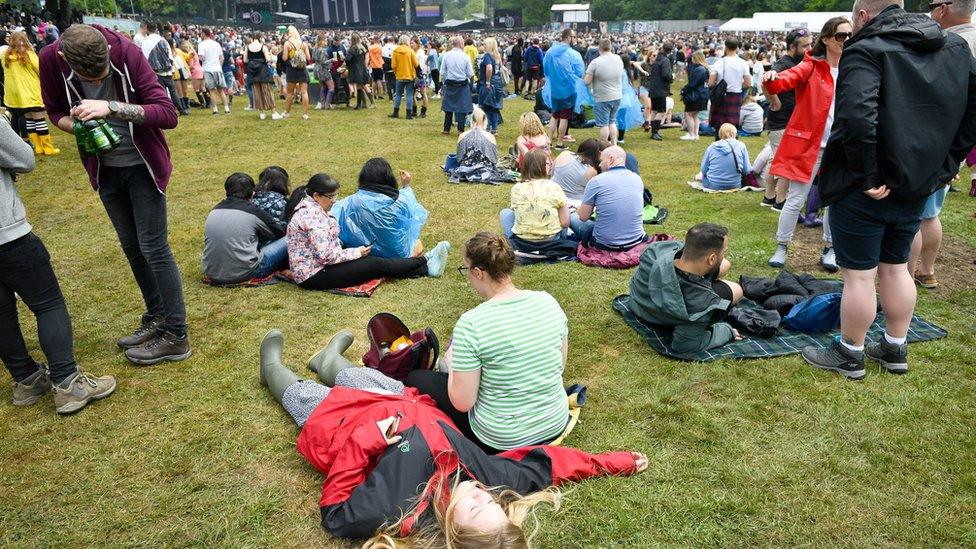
[457,265,470,276]
[833,32,852,41]
[928,1,952,9]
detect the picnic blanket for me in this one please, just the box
[203,270,384,297]
[686,180,763,193]
[328,278,384,298]
[612,294,948,362]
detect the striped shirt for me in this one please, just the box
[451,290,569,449]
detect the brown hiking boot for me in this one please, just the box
[53,370,116,414]
[914,272,939,289]
[117,316,164,350]
[124,332,192,366]
[12,367,51,406]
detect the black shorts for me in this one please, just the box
[553,107,574,120]
[828,191,926,270]
[527,65,541,80]
[511,65,523,78]
[371,68,384,81]
[651,96,668,112]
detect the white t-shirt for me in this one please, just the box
[821,66,840,148]
[710,55,750,93]
[197,39,223,72]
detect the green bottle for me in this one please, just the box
[83,119,113,153]
[98,119,122,149]
[72,117,98,156]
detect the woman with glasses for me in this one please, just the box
[285,173,450,291]
[404,233,573,455]
[762,16,852,273]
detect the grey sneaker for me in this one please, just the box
[52,370,116,414]
[117,316,164,350]
[768,244,788,268]
[866,338,909,374]
[124,332,192,366]
[821,247,839,273]
[12,367,51,406]
[802,340,866,380]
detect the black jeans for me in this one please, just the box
[299,256,428,291]
[98,164,187,337]
[443,111,466,132]
[157,74,183,114]
[404,370,505,454]
[0,233,78,383]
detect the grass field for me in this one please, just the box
[2,89,975,548]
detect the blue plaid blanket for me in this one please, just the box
[612,294,948,362]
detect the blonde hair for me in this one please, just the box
[287,25,301,44]
[364,470,562,549]
[471,107,488,129]
[518,113,545,138]
[483,37,501,64]
[691,51,707,66]
[3,32,31,67]
[718,123,737,140]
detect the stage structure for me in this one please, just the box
[308,0,420,25]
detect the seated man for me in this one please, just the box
[569,146,646,250]
[628,223,744,355]
[202,173,287,284]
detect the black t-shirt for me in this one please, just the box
[767,55,801,131]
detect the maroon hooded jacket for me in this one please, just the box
[38,25,178,193]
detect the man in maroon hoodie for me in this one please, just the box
[39,24,190,366]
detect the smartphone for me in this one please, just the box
[385,412,403,438]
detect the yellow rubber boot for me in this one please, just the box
[27,133,41,155]
[39,134,60,156]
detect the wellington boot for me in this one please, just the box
[39,134,60,156]
[260,330,301,402]
[308,330,357,387]
[28,133,41,155]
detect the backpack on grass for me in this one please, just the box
[362,313,439,381]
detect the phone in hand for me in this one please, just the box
[385,412,403,438]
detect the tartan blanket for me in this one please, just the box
[612,294,948,362]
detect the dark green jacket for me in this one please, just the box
[628,241,734,356]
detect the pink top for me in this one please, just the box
[286,196,362,284]
[188,52,203,80]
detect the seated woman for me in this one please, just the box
[551,138,601,202]
[258,329,648,543]
[405,233,575,454]
[738,93,764,137]
[515,112,551,171]
[252,165,290,232]
[499,149,571,253]
[699,123,752,191]
[286,173,450,290]
[456,107,498,166]
[330,158,429,259]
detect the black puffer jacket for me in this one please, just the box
[740,271,843,315]
[819,6,976,206]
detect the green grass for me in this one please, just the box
[2,91,975,548]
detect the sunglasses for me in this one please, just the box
[832,32,852,41]
[928,1,952,9]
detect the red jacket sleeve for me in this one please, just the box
[497,446,638,486]
[319,422,388,507]
[123,40,178,130]
[763,59,814,96]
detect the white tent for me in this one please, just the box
[720,12,850,32]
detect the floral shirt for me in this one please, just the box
[287,196,362,284]
[510,179,567,240]
[252,191,287,232]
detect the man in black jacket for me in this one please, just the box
[803,0,976,380]
[762,29,813,208]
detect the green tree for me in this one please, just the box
[499,0,552,26]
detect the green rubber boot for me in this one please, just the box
[308,330,357,387]
[260,330,301,403]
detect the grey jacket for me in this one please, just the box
[0,116,35,246]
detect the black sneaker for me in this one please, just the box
[802,340,866,380]
[124,332,192,366]
[865,338,908,374]
[117,316,164,350]
[760,196,777,207]
[771,201,785,212]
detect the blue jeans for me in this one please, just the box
[245,74,254,108]
[0,233,78,384]
[394,80,414,111]
[483,106,500,132]
[499,208,515,238]
[251,237,288,279]
[569,213,595,246]
[98,165,187,337]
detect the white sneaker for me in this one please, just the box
[244,106,253,111]
[281,112,291,119]
[271,112,283,120]
[314,102,323,110]
[224,106,230,114]
[259,112,267,120]
[302,114,310,121]
[693,135,700,140]
[679,133,695,141]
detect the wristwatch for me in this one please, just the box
[108,101,121,116]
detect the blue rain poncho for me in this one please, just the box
[616,72,645,130]
[541,42,591,113]
[331,187,428,259]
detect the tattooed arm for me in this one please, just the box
[113,103,147,124]
[70,100,145,125]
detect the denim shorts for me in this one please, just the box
[920,185,949,219]
[829,191,926,270]
[593,99,620,127]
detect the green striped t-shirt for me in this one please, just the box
[450,290,569,450]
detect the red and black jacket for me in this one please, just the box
[295,387,638,539]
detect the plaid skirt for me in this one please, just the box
[710,93,742,128]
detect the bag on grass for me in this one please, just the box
[362,313,439,381]
[783,293,842,333]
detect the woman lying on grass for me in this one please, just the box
[259,330,648,547]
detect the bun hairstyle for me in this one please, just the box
[304,173,340,197]
[464,232,516,281]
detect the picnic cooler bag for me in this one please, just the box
[362,313,439,381]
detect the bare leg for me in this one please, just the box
[839,267,879,347]
[300,83,310,116]
[908,217,942,276]
[877,262,916,339]
[284,82,296,114]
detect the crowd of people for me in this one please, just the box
[2,0,976,545]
